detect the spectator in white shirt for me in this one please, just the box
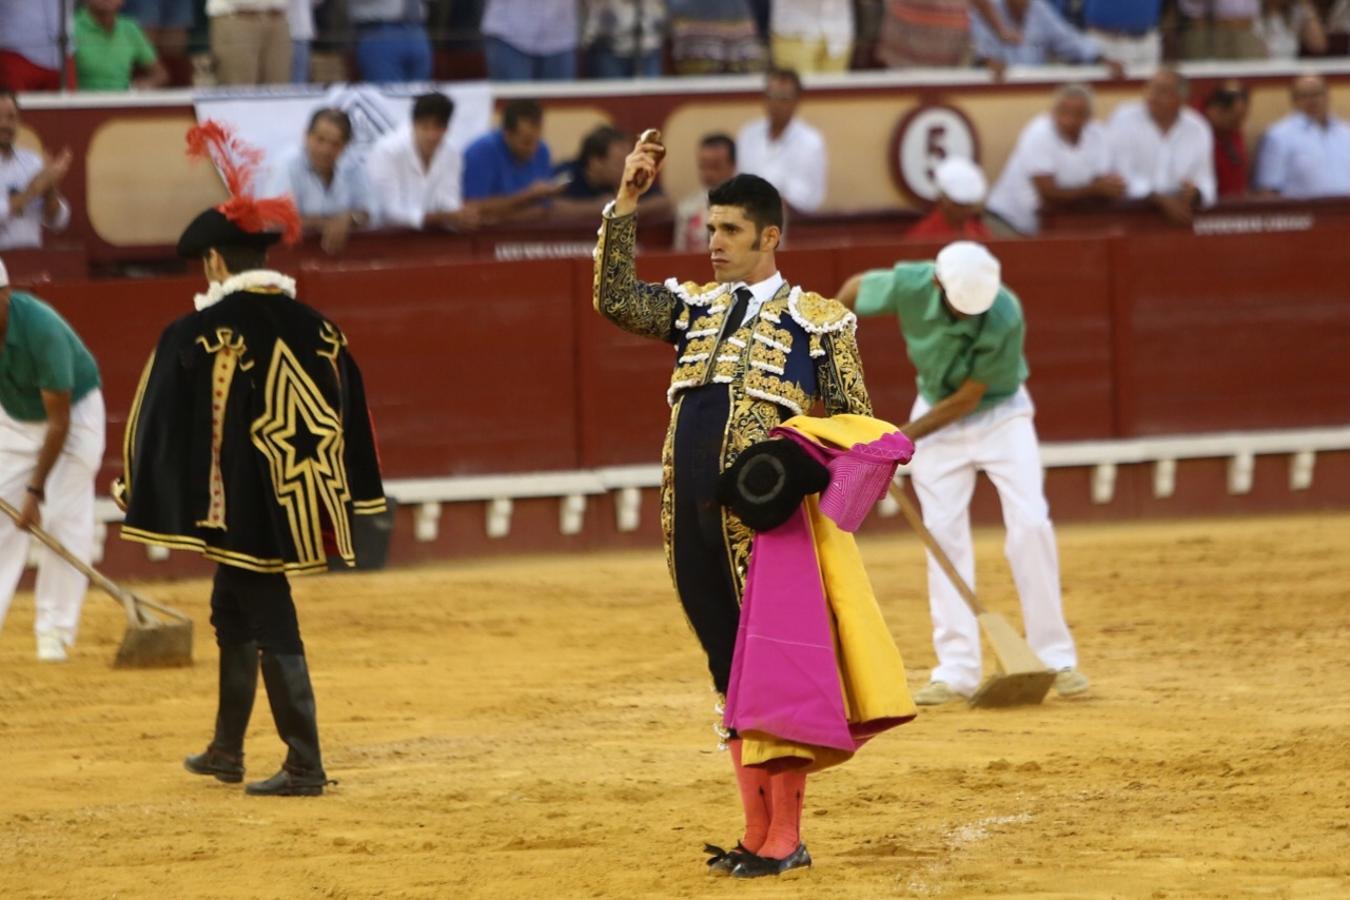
[673,132,737,252]
[1254,73,1350,199]
[271,108,372,255]
[736,68,827,213]
[769,0,854,73]
[365,92,481,232]
[987,83,1125,235]
[1105,68,1216,227]
[0,91,72,252]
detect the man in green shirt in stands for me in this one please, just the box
[838,241,1089,704]
[0,257,105,662]
[74,0,169,92]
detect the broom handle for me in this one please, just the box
[887,483,988,617]
[0,496,156,623]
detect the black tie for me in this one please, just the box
[726,286,753,332]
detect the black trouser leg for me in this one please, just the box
[671,386,744,695]
[256,651,325,777]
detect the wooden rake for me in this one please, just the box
[887,484,1055,708]
[0,498,193,668]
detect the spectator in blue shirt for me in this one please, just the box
[1080,0,1162,69]
[462,99,564,222]
[971,0,1124,79]
[270,108,372,255]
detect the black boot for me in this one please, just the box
[185,642,259,783]
[246,652,330,797]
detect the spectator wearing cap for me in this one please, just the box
[1177,0,1266,59]
[769,0,853,73]
[349,0,432,84]
[208,0,291,85]
[971,0,1125,79]
[986,83,1123,236]
[365,92,481,232]
[1105,69,1216,226]
[1203,80,1251,198]
[582,0,667,78]
[74,0,170,91]
[0,91,72,251]
[836,241,1089,706]
[1254,73,1350,199]
[736,68,828,212]
[673,132,737,251]
[0,0,69,91]
[462,100,562,221]
[908,157,993,240]
[481,0,580,81]
[1080,0,1163,69]
[270,108,371,255]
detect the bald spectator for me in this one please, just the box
[1204,81,1252,198]
[971,0,1125,79]
[673,133,737,251]
[1177,0,1266,59]
[1080,0,1163,68]
[0,0,69,91]
[1106,69,1215,226]
[987,83,1123,235]
[1255,74,1350,199]
[736,68,827,212]
[74,0,169,91]
[908,157,993,240]
[0,91,72,251]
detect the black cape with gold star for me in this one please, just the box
[121,287,386,574]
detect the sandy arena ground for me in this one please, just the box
[1,512,1348,900]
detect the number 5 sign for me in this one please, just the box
[889,103,981,204]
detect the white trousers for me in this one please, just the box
[0,390,105,643]
[908,387,1077,695]
[1086,29,1162,70]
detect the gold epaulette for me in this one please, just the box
[787,291,857,335]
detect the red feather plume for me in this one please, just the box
[186,120,302,246]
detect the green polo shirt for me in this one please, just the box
[856,261,1028,412]
[73,8,157,92]
[0,292,101,422]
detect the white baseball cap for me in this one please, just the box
[933,156,987,205]
[935,241,1001,315]
[0,256,8,289]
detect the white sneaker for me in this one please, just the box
[37,631,68,663]
[913,680,964,705]
[1055,668,1090,697]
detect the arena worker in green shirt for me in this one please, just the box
[0,256,105,664]
[73,0,169,92]
[837,241,1089,705]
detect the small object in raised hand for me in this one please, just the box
[630,128,666,191]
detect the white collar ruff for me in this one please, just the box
[194,270,297,311]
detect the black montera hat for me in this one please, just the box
[716,438,831,532]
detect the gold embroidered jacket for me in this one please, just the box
[594,208,872,582]
[121,289,386,575]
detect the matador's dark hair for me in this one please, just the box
[707,174,784,233]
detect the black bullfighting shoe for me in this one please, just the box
[704,842,753,875]
[183,746,244,783]
[731,843,812,878]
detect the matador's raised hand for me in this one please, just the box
[614,128,666,216]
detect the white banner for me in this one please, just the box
[191,82,494,194]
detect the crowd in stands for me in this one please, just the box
[4,1,1350,90]
[5,59,1350,258]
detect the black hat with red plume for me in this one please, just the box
[176,121,302,258]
